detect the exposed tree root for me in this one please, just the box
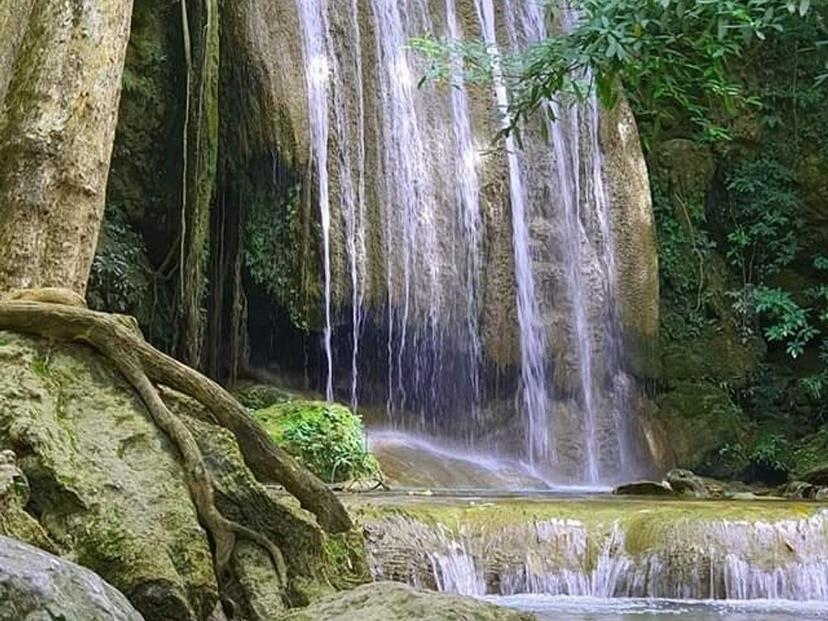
[0,296,353,595]
[0,299,352,534]
[120,358,287,585]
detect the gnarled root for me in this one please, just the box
[120,356,287,585]
[0,296,352,595]
[0,299,352,533]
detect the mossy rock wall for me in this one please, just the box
[0,331,370,620]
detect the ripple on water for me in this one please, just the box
[489,595,828,621]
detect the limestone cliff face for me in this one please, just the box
[601,100,659,379]
[222,1,660,474]
[99,0,660,476]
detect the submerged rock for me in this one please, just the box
[278,581,537,621]
[0,535,144,621]
[613,480,674,496]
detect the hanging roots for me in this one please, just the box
[0,291,354,590]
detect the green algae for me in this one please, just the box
[351,495,826,573]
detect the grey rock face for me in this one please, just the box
[0,535,145,621]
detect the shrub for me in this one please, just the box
[253,401,380,483]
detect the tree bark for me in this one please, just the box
[0,0,134,296]
[176,0,220,369]
[0,0,34,108]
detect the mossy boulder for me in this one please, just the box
[0,331,369,620]
[0,330,218,619]
[253,401,380,484]
[654,381,743,471]
[279,581,537,621]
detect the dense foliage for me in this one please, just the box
[88,209,175,350]
[416,0,824,143]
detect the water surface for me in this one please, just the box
[492,595,828,620]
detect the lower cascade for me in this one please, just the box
[357,499,828,601]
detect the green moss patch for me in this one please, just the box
[253,401,380,484]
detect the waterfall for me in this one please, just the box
[297,0,334,401]
[475,0,553,468]
[446,0,484,422]
[365,504,828,601]
[369,0,442,424]
[292,0,649,483]
[514,4,605,481]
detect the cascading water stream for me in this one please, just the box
[475,0,553,467]
[514,3,603,482]
[446,0,484,421]
[297,0,334,402]
[370,0,443,423]
[365,503,828,602]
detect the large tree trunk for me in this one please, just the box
[0,0,134,296]
[0,0,34,108]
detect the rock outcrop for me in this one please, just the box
[0,535,144,621]
[0,330,369,620]
[279,582,537,621]
[613,480,675,496]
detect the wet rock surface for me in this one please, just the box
[666,469,708,497]
[0,535,144,621]
[278,581,537,621]
[613,480,675,496]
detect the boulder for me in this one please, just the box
[0,331,218,619]
[666,469,707,498]
[802,463,828,486]
[613,481,674,496]
[0,331,368,620]
[0,535,144,621]
[279,581,537,621]
[777,480,818,500]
